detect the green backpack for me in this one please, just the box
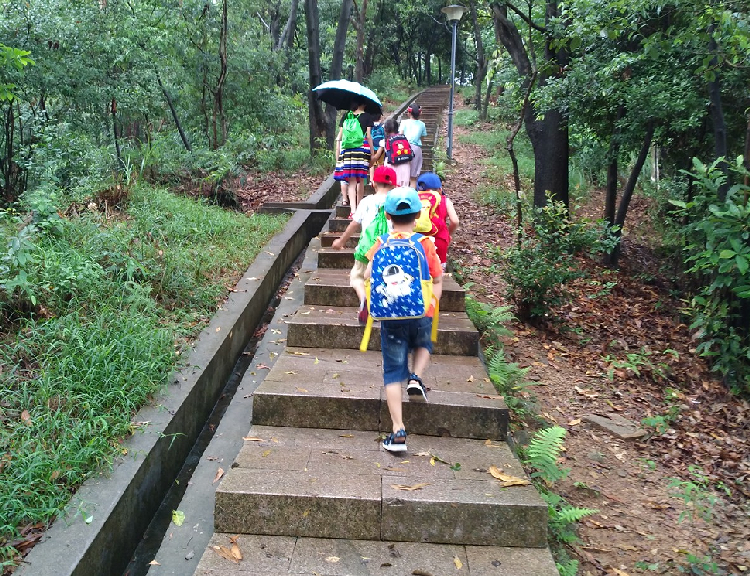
[341,111,365,150]
[354,204,388,263]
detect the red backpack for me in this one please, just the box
[384,134,414,165]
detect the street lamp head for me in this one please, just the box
[441,4,466,22]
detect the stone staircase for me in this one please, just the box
[190,87,559,575]
[400,85,449,173]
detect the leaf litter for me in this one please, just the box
[447,102,750,574]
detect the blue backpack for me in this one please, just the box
[360,233,439,351]
[371,123,385,149]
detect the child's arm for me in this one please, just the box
[422,239,443,300]
[335,127,343,157]
[432,271,443,302]
[366,126,374,156]
[445,197,459,234]
[331,220,362,250]
[365,260,373,280]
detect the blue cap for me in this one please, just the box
[385,187,422,216]
[417,172,442,191]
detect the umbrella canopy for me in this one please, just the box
[312,79,382,115]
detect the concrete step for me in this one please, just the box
[251,348,508,439]
[213,426,547,547]
[317,247,355,269]
[193,534,559,575]
[319,231,359,248]
[304,268,466,312]
[285,307,479,356]
[329,218,350,233]
[335,204,351,219]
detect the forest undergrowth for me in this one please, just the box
[445,99,749,575]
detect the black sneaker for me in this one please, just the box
[406,374,427,402]
[382,429,407,453]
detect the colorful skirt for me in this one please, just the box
[334,142,370,181]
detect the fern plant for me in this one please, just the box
[542,491,599,544]
[525,426,569,484]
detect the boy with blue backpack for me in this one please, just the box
[363,187,443,453]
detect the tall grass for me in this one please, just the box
[0,185,288,566]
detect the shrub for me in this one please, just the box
[670,156,750,394]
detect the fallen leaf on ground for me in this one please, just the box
[569,418,582,426]
[484,440,504,448]
[391,483,430,491]
[296,387,309,393]
[212,545,239,564]
[213,467,224,484]
[21,410,31,424]
[230,542,242,560]
[149,560,160,566]
[285,371,298,375]
[256,364,270,370]
[243,437,264,442]
[171,510,185,526]
[339,434,354,438]
[262,450,272,457]
[326,556,340,563]
[454,556,463,569]
[488,466,531,487]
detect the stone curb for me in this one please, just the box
[17,207,332,576]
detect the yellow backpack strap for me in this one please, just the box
[360,313,374,352]
[360,278,373,352]
[431,298,439,342]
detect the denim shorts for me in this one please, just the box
[381,316,434,385]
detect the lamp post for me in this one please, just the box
[442,4,465,160]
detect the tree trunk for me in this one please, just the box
[425,49,432,84]
[353,0,368,83]
[363,25,377,79]
[438,55,442,83]
[305,0,326,152]
[604,105,625,225]
[211,0,228,149]
[491,1,569,208]
[111,97,122,169]
[470,0,487,114]
[277,0,299,51]
[156,69,192,152]
[481,71,493,120]
[325,0,353,148]
[708,31,729,201]
[607,122,655,267]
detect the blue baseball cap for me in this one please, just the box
[385,187,422,216]
[417,172,442,191]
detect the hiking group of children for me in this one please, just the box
[331,99,459,454]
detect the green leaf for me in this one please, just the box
[736,255,749,275]
[719,249,736,259]
[171,509,185,526]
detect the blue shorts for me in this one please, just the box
[381,317,434,385]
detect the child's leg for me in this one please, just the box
[412,346,431,379]
[385,383,404,433]
[381,321,410,434]
[340,180,349,205]
[347,178,357,211]
[356,178,364,205]
[406,317,433,402]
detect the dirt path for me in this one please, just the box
[443,101,749,575]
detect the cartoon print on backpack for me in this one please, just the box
[376,264,414,305]
[369,232,431,320]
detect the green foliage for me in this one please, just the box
[525,426,569,484]
[523,426,597,572]
[670,157,750,394]
[0,183,287,566]
[500,195,619,320]
[668,465,728,524]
